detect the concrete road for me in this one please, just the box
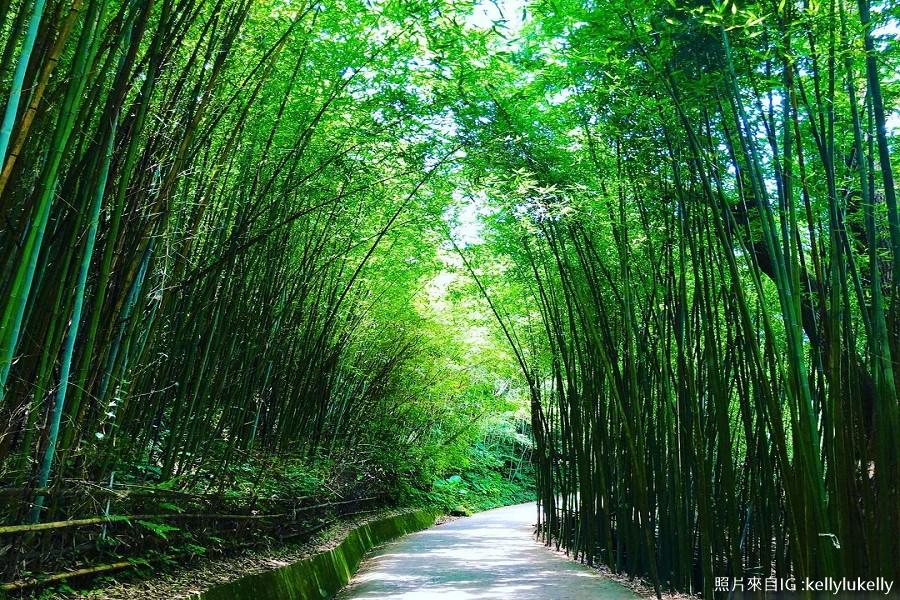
[336,502,639,599]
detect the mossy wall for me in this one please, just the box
[198,510,436,600]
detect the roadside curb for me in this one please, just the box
[197,509,437,600]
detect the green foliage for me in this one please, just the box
[436,0,900,595]
[397,411,535,514]
[431,465,534,514]
[136,520,181,540]
[2,0,894,595]
[181,543,207,557]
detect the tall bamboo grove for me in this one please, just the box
[0,0,452,525]
[451,0,899,596]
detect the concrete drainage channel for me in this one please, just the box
[197,510,437,600]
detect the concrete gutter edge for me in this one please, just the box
[197,509,437,600]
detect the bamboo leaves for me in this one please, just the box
[449,0,900,594]
[0,0,472,541]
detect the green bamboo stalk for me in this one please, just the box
[31,114,117,522]
[0,0,106,399]
[0,0,47,166]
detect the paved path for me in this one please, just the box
[336,502,638,599]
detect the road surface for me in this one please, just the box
[336,502,639,599]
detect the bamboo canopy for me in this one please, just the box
[0,0,897,595]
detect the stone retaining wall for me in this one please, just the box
[198,510,436,599]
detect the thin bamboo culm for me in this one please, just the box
[475,1,899,596]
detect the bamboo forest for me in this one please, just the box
[0,0,898,597]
